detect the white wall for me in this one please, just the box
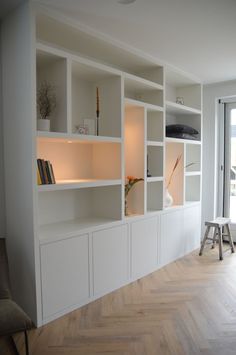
[202,80,236,232]
[0,24,6,236]
[2,2,41,325]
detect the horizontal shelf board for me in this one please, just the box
[184,201,201,207]
[185,199,201,204]
[124,213,144,220]
[165,137,201,144]
[37,42,123,78]
[37,131,122,144]
[124,72,163,91]
[147,141,164,147]
[38,179,122,191]
[38,217,120,243]
[146,209,163,214]
[147,177,164,183]
[125,98,163,112]
[166,101,201,115]
[185,171,201,176]
[164,204,184,211]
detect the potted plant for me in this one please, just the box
[37,81,56,131]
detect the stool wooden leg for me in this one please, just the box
[218,227,223,260]
[199,226,211,256]
[225,224,235,253]
[212,227,217,249]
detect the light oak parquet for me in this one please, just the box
[2,246,236,355]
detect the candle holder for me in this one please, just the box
[96,111,99,136]
[96,87,100,136]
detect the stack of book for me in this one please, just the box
[37,159,56,185]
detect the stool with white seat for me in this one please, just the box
[199,217,235,260]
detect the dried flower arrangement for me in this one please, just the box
[166,155,182,189]
[37,81,56,120]
[166,155,197,189]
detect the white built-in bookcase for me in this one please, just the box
[36,38,168,236]
[36,38,202,234]
[2,4,202,326]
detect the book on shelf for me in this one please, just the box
[49,162,56,184]
[37,167,42,185]
[41,160,49,184]
[37,159,45,184]
[37,159,56,185]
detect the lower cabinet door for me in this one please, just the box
[40,234,89,320]
[184,204,201,254]
[92,224,129,296]
[160,209,184,266]
[131,217,159,279]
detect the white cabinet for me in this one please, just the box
[131,217,159,279]
[2,4,202,326]
[184,204,201,254]
[92,224,129,296]
[40,234,89,320]
[160,209,184,266]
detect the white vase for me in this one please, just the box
[37,118,50,132]
[165,188,173,207]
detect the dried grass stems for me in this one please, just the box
[37,81,56,120]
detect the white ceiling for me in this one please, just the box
[34,0,236,84]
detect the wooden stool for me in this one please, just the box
[199,217,235,260]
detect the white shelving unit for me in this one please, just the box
[2,4,202,327]
[165,67,202,208]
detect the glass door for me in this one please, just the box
[223,103,236,229]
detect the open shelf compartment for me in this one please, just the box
[165,142,184,206]
[38,185,122,241]
[185,175,201,203]
[125,104,145,216]
[37,138,121,183]
[124,75,163,108]
[71,60,122,138]
[165,69,202,111]
[147,145,163,178]
[185,143,201,173]
[147,109,164,142]
[166,112,201,142]
[36,49,68,133]
[147,180,163,212]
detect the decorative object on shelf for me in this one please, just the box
[125,176,143,216]
[165,188,173,207]
[147,154,152,177]
[74,124,88,135]
[165,154,182,207]
[83,118,96,135]
[166,124,199,140]
[96,87,100,136]
[37,81,56,132]
[176,96,184,105]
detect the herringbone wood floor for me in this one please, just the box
[2,246,236,355]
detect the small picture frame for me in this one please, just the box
[83,118,96,135]
[74,124,88,135]
[176,96,184,105]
